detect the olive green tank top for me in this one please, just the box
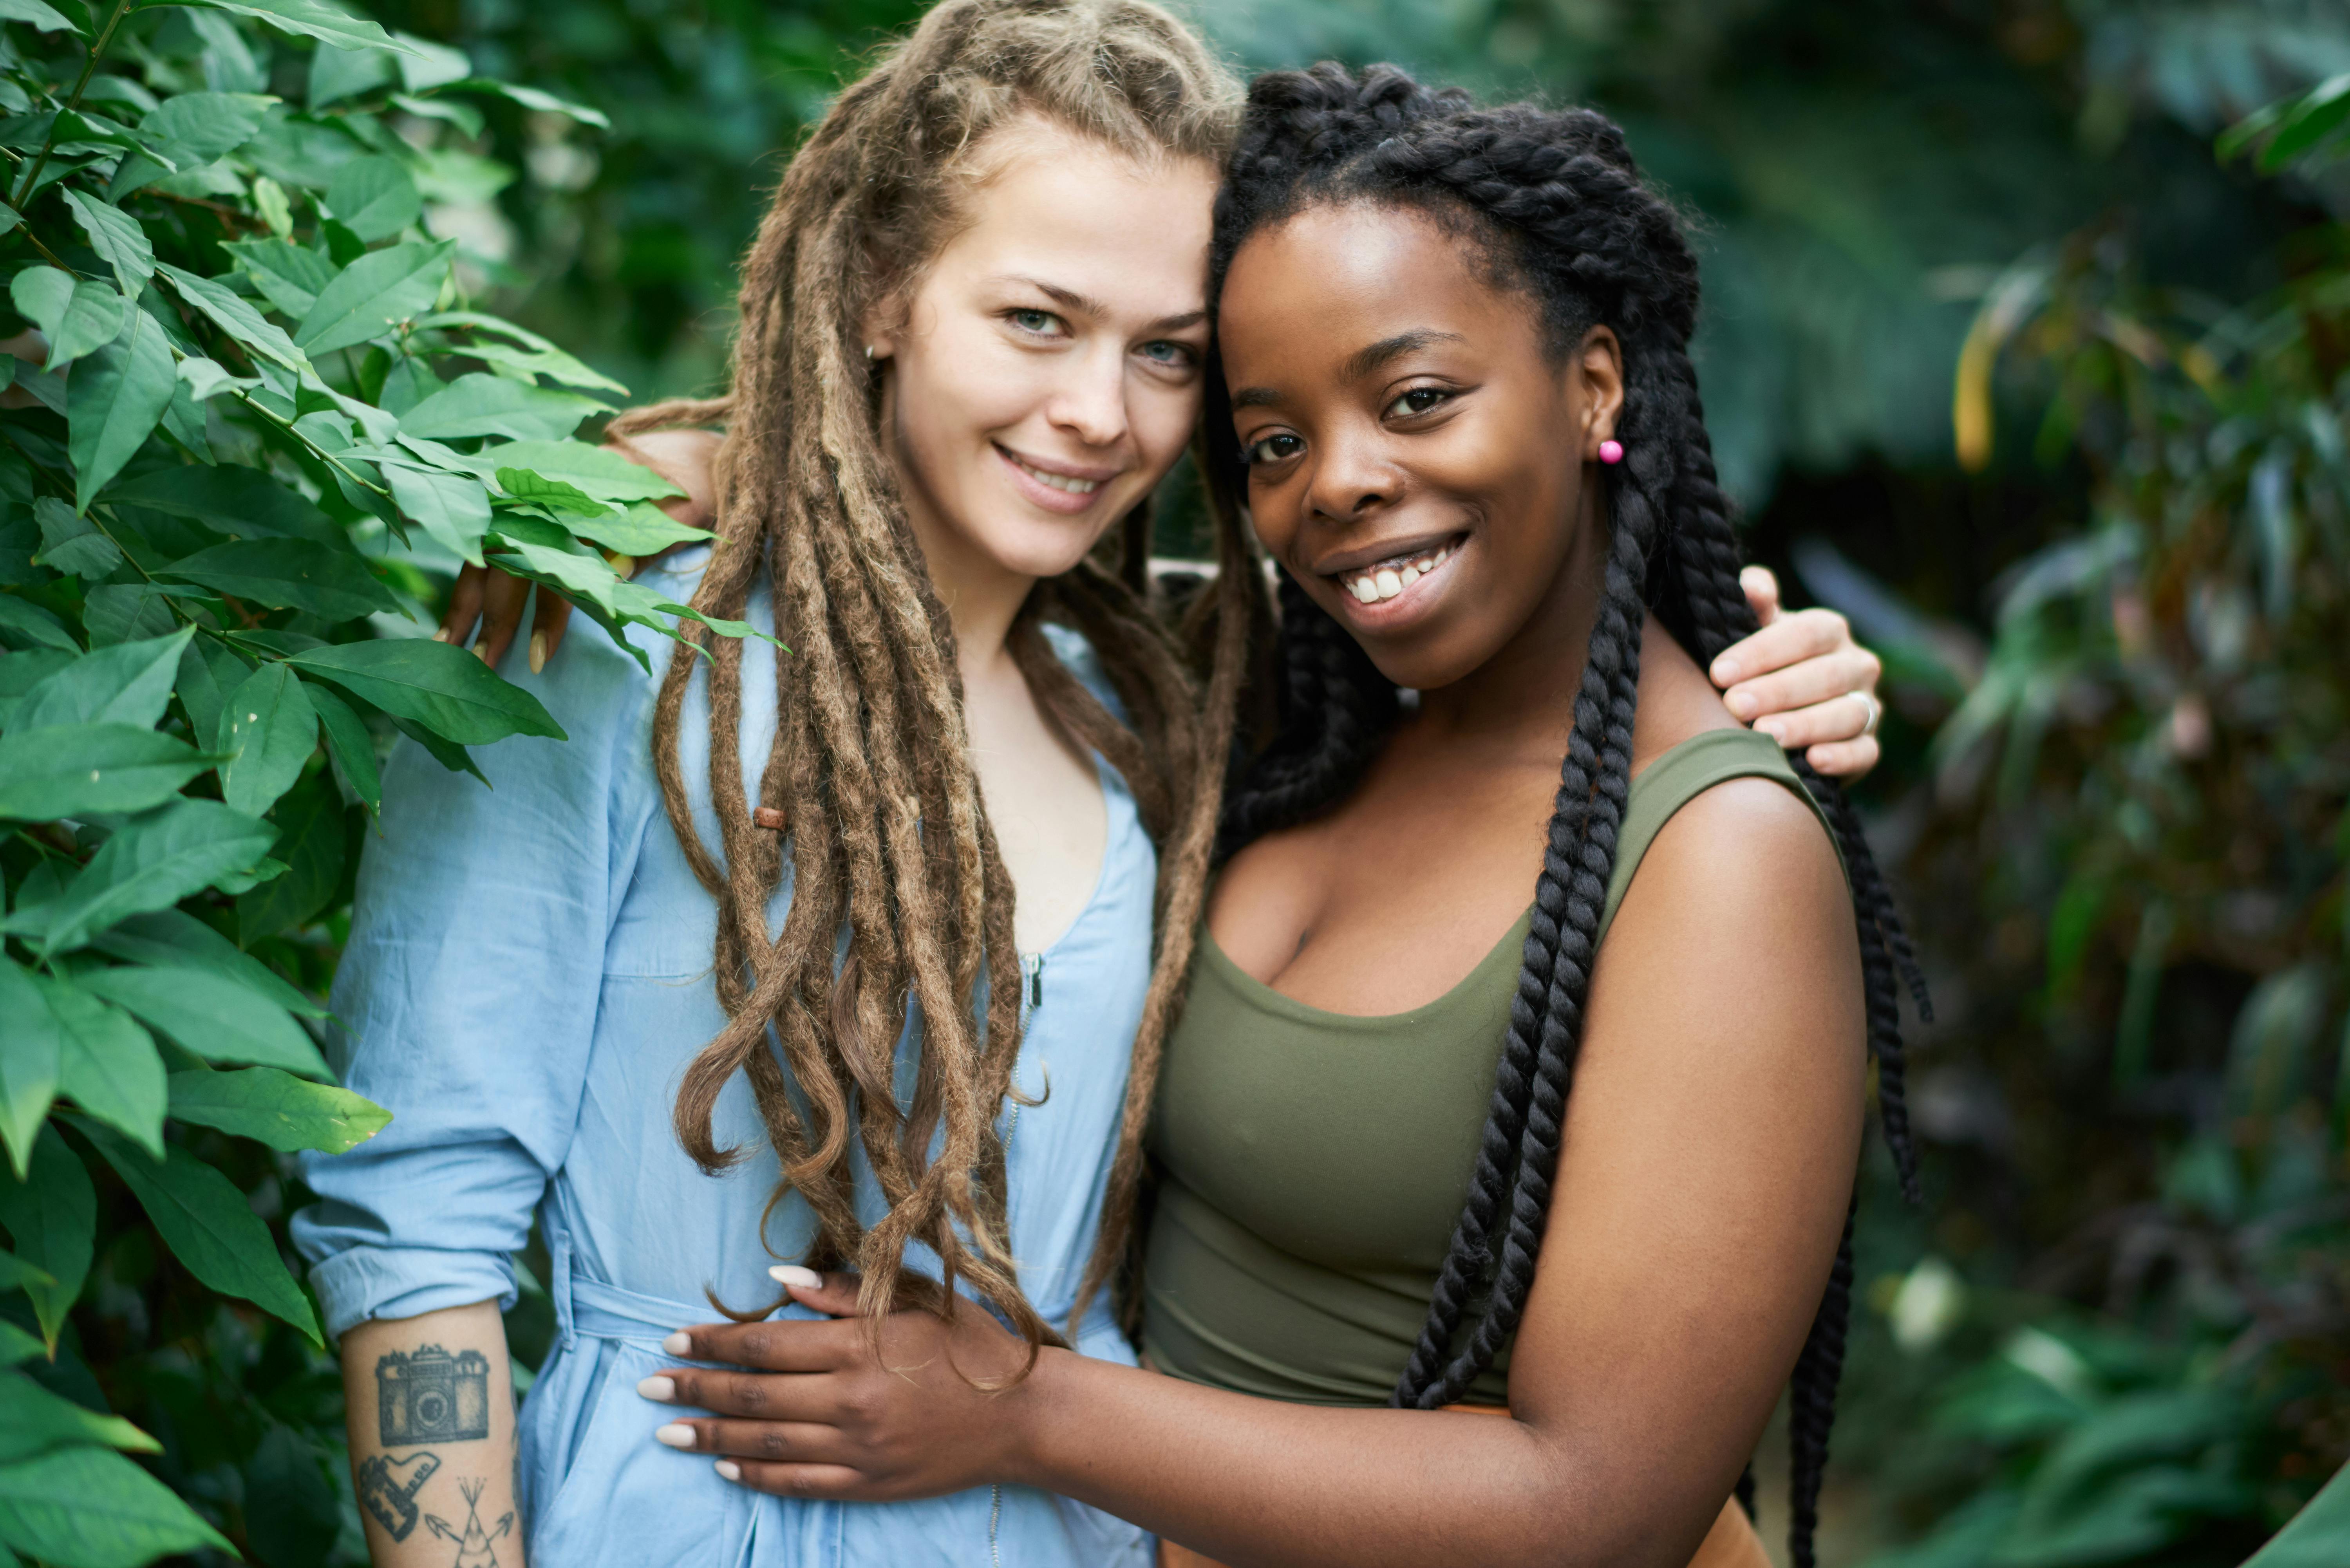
[1141,727,1841,1407]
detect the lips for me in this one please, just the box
[996,444,1119,515]
[1334,538,1459,604]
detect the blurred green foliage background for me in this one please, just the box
[5,0,2346,1563]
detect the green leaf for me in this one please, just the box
[2244,1458,2350,1568]
[29,497,119,581]
[386,459,490,564]
[235,770,344,938]
[0,1321,42,1366]
[293,237,454,355]
[220,236,336,318]
[9,627,193,733]
[2262,75,2350,171]
[78,586,177,650]
[23,797,276,955]
[171,634,246,747]
[188,0,428,58]
[392,31,471,92]
[0,0,80,34]
[105,463,338,543]
[453,78,610,130]
[287,636,565,744]
[0,725,217,820]
[76,965,327,1077]
[74,1117,322,1343]
[139,90,270,164]
[486,439,684,501]
[413,314,626,394]
[215,661,316,817]
[167,1066,389,1153]
[66,313,175,514]
[175,355,258,401]
[159,538,398,618]
[0,1127,91,1348]
[0,652,71,729]
[91,908,325,1019]
[0,960,59,1178]
[399,372,606,442]
[7,268,123,372]
[568,502,713,557]
[57,191,152,298]
[153,262,307,372]
[0,1372,157,1463]
[33,974,161,1159]
[0,1253,49,1295]
[323,154,421,242]
[0,1430,237,1566]
[304,678,380,813]
[0,598,78,654]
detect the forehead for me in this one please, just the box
[933,118,1218,310]
[1218,201,1534,378]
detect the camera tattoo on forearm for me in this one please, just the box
[376,1344,492,1446]
[363,1344,497,1548]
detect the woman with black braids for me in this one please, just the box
[633,59,1920,1568]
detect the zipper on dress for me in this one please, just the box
[989,1482,1005,1567]
[1020,951,1046,1024]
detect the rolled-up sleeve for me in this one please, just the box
[293,628,652,1340]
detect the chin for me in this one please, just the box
[968,511,1119,582]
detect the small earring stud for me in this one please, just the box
[1598,439,1624,464]
[864,343,877,361]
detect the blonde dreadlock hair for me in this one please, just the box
[604,0,1265,1363]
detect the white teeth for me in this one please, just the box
[1336,540,1458,605]
[1012,454,1100,494]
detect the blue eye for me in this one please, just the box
[1009,309,1064,335]
[1245,433,1302,465]
[1139,340,1193,366]
[1386,387,1449,418]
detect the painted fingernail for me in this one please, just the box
[769,1265,822,1288]
[612,554,637,580]
[715,1460,742,1482]
[431,627,452,644]
[475,642,493,664]
[656,1423,697,1449]
[1725,690,1757,718]
[1712,659,1741,684]
[663,1331,693,1356]
[529,629,548,674]
[1755,719,1785,741]
[637,1376,676,1403]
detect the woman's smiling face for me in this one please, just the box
[1218,201,1624,692]
[875,115,1218,591]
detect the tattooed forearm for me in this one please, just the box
[340,1301,523,1567]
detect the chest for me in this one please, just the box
[1207,730,1557,1015]
[965,667,1110,956]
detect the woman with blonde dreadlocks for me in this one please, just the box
[298,5,1891,1566]
[296,4,1255,1564]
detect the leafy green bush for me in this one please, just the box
[0,2,744,1558]
[1829,74,2350,1568]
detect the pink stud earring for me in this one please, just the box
[1598,439,1624,464]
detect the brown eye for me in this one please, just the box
[1245,433,1303,466]
[1386,387,1449,418]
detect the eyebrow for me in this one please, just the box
[995,276,1206,335]
[1230,329,1466,412]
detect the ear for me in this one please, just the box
[1576,325,1626,459]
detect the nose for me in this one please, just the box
[1044,341,1131,450]
[1304,426,1403,522]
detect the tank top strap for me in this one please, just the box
[1595,728,1844,945]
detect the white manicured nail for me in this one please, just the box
[715,1460,742,1482]
[662,1331,692,1355]
[637,1376,675,1403]
[769,1265,822,1288]
[656,1423,696,1449]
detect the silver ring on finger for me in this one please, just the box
[1848,690,1882,737]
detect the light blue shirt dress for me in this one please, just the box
[293,551,1158,1566]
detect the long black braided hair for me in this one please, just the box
[1202,63,1931,1568]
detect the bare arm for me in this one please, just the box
[340,1301,524,1567]
[647,777,1865,1568]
